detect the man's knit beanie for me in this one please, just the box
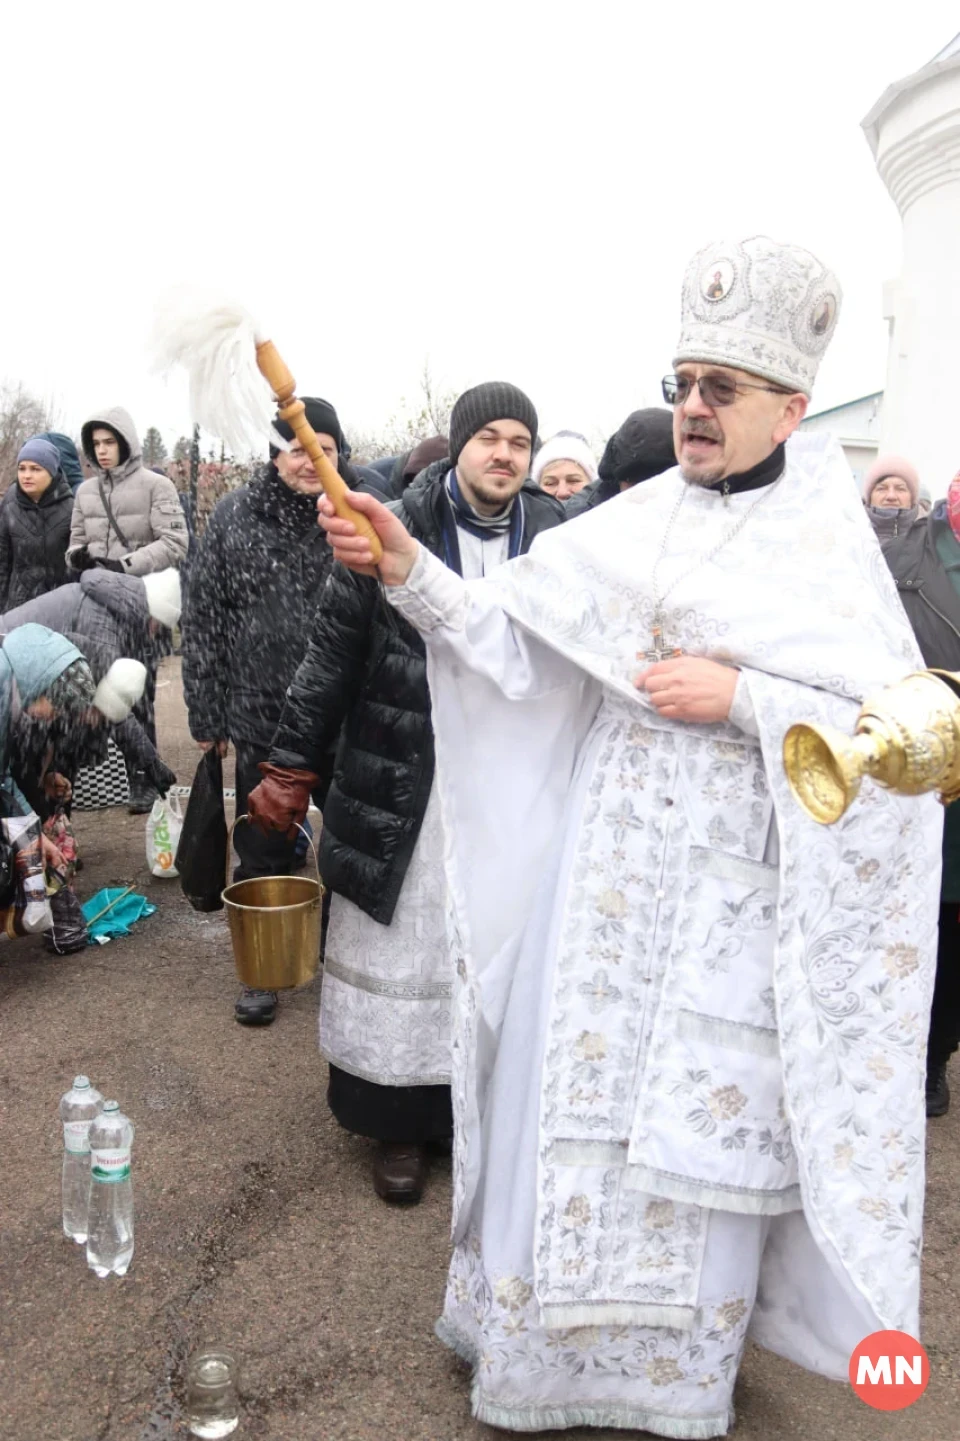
[449,383,538,466]
[598,409,677,488]
[270,397,343,458]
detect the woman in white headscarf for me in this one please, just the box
[531,431,598,501]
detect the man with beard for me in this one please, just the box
[248,384,564,1202]
[318,238,941,1435]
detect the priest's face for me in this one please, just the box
[671,364,807,486]
[456,420,532,515]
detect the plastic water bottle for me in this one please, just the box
[59,1076,103,1243]
[86,1101,135,1277]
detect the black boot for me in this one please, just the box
[373,1143,427,1204]
[926,1061,950,1118]
[127,770,158,815]
[234,987,278,1026]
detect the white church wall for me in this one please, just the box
[863,44,960,497]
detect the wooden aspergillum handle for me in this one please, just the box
[255,339,383,563]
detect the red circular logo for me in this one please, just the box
[849,1330,929,1411]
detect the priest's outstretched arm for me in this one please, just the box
[317,492,589,702]
[318,491,747,728]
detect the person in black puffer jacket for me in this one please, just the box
[564,407,676,519]
[249,382,564,1204]
[868,457,960,1119]
[182,397,375,1025]
[0,438,75,610]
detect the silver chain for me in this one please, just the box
[650,479,783,631]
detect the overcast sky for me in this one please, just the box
[2,3,957,456]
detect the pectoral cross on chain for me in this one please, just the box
[638,618,683,665]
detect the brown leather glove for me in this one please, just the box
[247,763,319,837]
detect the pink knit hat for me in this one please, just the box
[863,455,920,506]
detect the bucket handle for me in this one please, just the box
[229,814,325,894]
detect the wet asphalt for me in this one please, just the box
[0,658,957,1441]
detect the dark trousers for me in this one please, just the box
[136,657,158,749]
[327,1065,453,1145]
[929,903,960,1070]
[125,655,159,786]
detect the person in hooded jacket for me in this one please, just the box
[873,459,960,1118]
[564,407,676,519]
[1,567,180,803]
[38,432,85,497]
[182,397,375,1024]
[68,407,187,812]
[0,624,96,874]
[68,407,188,577]
[0,626,94,778]
[247,383,565,1204]
[0,439,74,611]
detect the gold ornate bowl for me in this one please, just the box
[783,670,960,824]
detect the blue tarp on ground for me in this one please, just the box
[82,888,156,943]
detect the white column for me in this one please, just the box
[863,41,960,494]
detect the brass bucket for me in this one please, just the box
[222,817,324,990]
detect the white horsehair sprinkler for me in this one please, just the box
[150,289,383,562]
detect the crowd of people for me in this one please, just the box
[5,232,958,1437]
[0,410,185,947]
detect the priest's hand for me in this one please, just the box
[636,657,739,723]
[317,492,420,585]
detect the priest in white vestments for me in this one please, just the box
[319,236,942,1438]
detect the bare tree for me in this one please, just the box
[346,361,456,462]
[0,383,57,493]
[416,360,456,436]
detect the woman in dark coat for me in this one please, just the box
[870,456,960,1118]
[0,438,74,611]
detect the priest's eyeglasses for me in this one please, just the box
[661,373,789,408]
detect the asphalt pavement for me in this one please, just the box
[0,658,957,1440]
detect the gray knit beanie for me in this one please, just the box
[449,382,538,465]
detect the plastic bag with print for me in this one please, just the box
[0,808,52,939]
[146,794,183,878]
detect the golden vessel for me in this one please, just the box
[222,818,324,989]
[783,669,960,824]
